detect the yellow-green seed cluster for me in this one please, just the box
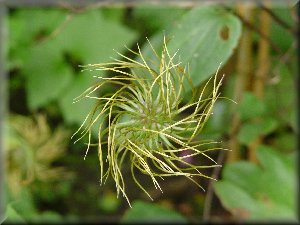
[72,36,226,206]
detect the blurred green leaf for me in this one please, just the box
[98,191,120,213]
[238,92,266,121]
[289,109,297,133]
[133,6,187,33]
[9,9,65,69]
[141,5,241,92]
[3,204,26,224]
[259,117,279,134]
[4,188,37,223]
[214,181,259,218]
[270,7,294,52]
[265,63,296,129]
[58,73,96,125]
[121,200,187,223]
[4,188,63,223]
[24,41,73,110]
[238,122,260,144]
[17,8,137,125]
[10,189,37,218]
[222,161,262,195]
[54,9,137,65]
[200,100,230,139]
[101,7,125,22]
[55,9,137,125]
[167,6,241,89]
[214,146,296,221]
[31,211,62,223]
[238,118,279,145]
[273,132,296,153]
[257,145,295,190]
[4,205,63,224]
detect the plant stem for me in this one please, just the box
[259,3,296,35]
[224,4,282,55]
[227,3,254,162]
[248,3,271,163]
[203,150,226,221]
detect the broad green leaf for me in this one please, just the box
[169,6,241,86]
[258,117,278,135]
[3,204,26,224]
[265,63,296,129]
[9,9,71,110]
[141,5,241,91]
[24,41,73,110]
[256,145,295,189]
[17,8,137,125]
[4,188,38,223]
[214,181,259,219]
[272,131,296,153]
[58,74,97,125]
[9,9,65,69]
[237,122,260,145]
[5,187,63,223]
[54,9,137,125]
[256,146,295,213]
[167,6,241,89]
[238,92,266,121]
[101,7,125,22]
[222,162,262,196]
[214,147,297,221]
[237,118,278,145]
[98,191,120,213]
[270,7,294,53]
[215,181,296,220]
[200,100,230,139]
[54,9,137,65]
[121,200,187,223]
[30,211,62,223]
[4,204,62,224]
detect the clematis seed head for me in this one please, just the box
[72,36,227,207]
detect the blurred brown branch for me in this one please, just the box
[222,4,283,55]
[227,3,255,162]
[248,3,272,163]
[259,3,297,35]
[203,150,226,221]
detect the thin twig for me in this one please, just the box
[222,5,283,55]
[203,150,226,221]
[37,1,102,43]
[248,3,271,163]
[38,13,74,44]
[227,3,254,162]
[270,41,296,83]
[259,3,296,35]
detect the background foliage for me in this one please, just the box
[3,2,298,223]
